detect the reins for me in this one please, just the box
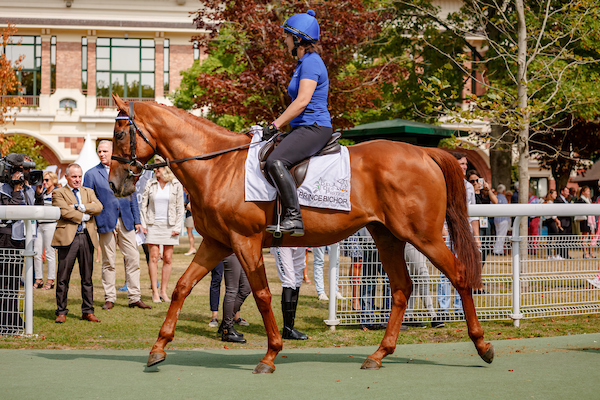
[111,100,262,174]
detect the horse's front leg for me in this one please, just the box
[147,238,232,367]
[232,235,282,374]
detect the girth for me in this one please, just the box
[259,132,341,187]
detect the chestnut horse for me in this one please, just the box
[108,95,494,373]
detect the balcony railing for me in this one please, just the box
[96,97,156,109]
[0,95,39,107]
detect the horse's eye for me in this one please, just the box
[115,131,125,140]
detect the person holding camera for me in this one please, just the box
[0,154,40,333]
[467,170,498,267]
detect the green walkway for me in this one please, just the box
[2,333,599,400]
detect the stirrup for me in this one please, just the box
[266,224,284,238]
[266,198,284,238]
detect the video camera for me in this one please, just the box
[0,153,43,187]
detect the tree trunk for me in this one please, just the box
[516,0,530,256]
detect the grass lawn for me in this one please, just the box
[1,236,599,351]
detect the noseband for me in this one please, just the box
[111,101,157,177]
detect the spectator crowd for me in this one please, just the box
[2,147,600,337]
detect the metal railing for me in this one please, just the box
[325,204,600,329]
[0,95,39,107]
[0,206,60,336]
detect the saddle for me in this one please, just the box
[258,132,342,187]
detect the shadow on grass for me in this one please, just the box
[32,348,486,372]
[563,346,600,354]
[177,313,267,337]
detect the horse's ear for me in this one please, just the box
[112,93,128,114]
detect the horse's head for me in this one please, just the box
[109,94,156,197]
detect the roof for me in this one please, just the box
[571,162,600,183]
[342,118,456,137]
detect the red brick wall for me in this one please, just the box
[41,39,51,95]
[155,42,164,98]
[169,44,194,92]
[87,40,96,96]
[56,42,81,89]
[58,136,85,155]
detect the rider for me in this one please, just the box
[263,10,333,237]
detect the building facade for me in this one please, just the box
[1,0,204,174]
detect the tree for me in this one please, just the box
[1,134,49,170]
[355,0,470,125]
[173,0,400,131]
[389,0,600,202]
[1,23,24,134]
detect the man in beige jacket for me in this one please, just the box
[52,164,103,323]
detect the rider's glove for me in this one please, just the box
[262,123,279,141]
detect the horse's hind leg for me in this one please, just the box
[147,238,232,367]
[361,225,412,370]
[416,237,494,363]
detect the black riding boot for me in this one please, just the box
[281,287,308,340]
[219,319,247,343]
[266,160,304,236]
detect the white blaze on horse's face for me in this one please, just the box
[109,118,139,198]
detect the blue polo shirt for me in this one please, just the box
[288,52,332,128]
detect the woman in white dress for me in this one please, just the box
[140,157,184,303]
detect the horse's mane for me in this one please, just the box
[142,101,244,137]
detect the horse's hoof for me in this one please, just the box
[252,362,275,374]
[147,351,167,367]
[480,343,494,364]
[360,358,382,370]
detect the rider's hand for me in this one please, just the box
[262,123,278,141]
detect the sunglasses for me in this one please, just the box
[43,178,50,182]
[468,179,478,184]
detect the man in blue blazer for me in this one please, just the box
[83,140,151,310]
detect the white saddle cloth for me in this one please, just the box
[244,126,351,211]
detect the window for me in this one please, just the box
[59,98,77,108]
[81,37,87,92]
[96,38,155,98]
[163,39,169,93]
[1,36,42,97]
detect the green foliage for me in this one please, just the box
[438,134,477,150]
[4,134,49,169]
[388,0,600,186]
[172,28,248,114]
[175,1,396,131]
[352,0,470,125]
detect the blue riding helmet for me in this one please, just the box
[282,9,320,43]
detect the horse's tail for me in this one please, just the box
[425,148,482,289]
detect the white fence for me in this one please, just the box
[325,204,600,329]
[0,206,60,336]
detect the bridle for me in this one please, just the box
[111,100,261,176]
[111,101,157,177]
